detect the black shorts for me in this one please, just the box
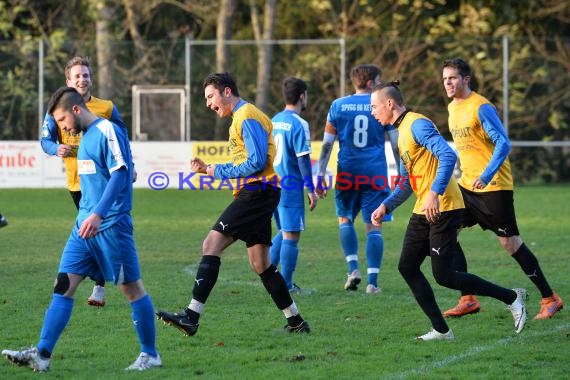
[459,186,519,237]
[401,210,462,263]
[212,183,281,247]
[69,191,81,210]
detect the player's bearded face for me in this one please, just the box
[54,109,82,135]
[72,113,82,133]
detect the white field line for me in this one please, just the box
[184,264,567,378]
[383,322,570,380]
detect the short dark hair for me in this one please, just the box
[372,80,404,106]
[443,58,478,90]
[203,72,239,97]
[443,58,472,78]
[282,77,307,105]
[351,64,382,90]
[64,56,91,80]
[47,87,86,115]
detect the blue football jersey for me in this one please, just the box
[76,118,133,230]
[272,110,312,207]
[327,93,392,178]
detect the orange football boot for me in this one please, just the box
[443,295,481,317]
[534,292,563,320]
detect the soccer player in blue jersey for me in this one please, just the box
[441,58,563,320]
[316,64,399,293]
[370,82,527,340]
[270,77,318,293]
[157,72,309,335]
[2,87,160,372]
[0,211,7,228]
[40,56,131,307]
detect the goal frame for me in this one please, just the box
[131,85,187,141]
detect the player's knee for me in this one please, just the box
[433,270,454,288]
[499,236,521,254]
[398,261,415,278]
[53,272,70,295]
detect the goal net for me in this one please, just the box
[132,85,187,141]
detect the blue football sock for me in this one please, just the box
[339,222,359,273]
[131,294,157,357]
[366,230,383,287]
[270,231,283,267]
[37,294,74,356]
[280,239,299,289]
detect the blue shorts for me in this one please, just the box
[335,185,392,224]
[59,214,141,285]
[274,205,305,232]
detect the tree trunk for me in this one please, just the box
[214,0,235,139]
[216,0,235,73]
[251,0,276,113]
[95,0,114,99]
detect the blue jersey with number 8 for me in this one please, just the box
[327,93,392,179]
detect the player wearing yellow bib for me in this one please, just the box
[442,58,563,320]
[157,72,310,335]
[41,57,128,209]
[370,82,527,340]
[40,57,129,308]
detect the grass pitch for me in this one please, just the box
[0,186,568,379]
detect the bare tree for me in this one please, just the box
[250,0,276,112]
[213,0,235,139]
[95,0,115,99]
[122,0,147,56]
[216,0,235,73]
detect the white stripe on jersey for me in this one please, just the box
[95,119,127,173]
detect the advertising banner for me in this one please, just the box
[1,141,398,190]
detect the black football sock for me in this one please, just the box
[402,271,449,333]
[432,254,516,304]
[192,255,221,304]
[453,243,470,297]
[512,243,553,298]
[259,264,294,310]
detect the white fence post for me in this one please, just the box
[502,34,509,135]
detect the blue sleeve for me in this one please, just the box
[93,166,128,217]
[382,161,413,212]
[214,120,268,179]
[479,104,511,184]
[297,154,315,192]
[109,105,128,130]
[39,113,60,156]
[411,119,456,195]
